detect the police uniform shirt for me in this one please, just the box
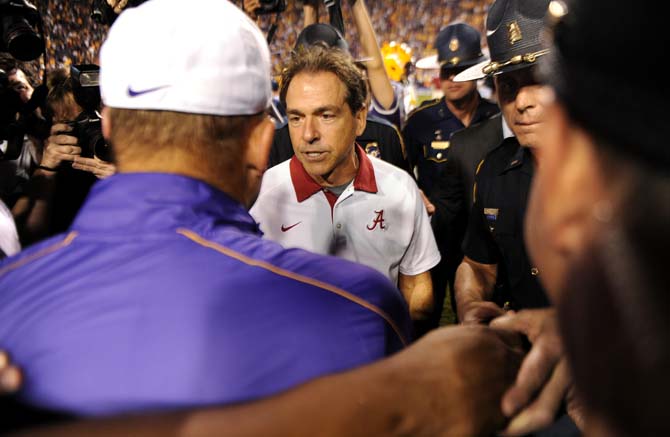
[0,173,411,415]
[402,96,499,195]
[251,146,441,286]
[462,138,550,309]
[269,116,410,173]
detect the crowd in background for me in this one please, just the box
[256,0,493,74]
[20,0,493,83]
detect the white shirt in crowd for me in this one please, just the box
[251,147,441,285]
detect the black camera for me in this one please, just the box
[67,114,109,162]
[0,0,44,61]
[256,0,286,15]
[91,0,147,26]
[68,64,113,162]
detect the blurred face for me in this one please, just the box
[8,69,33,103]
[440,66,477,102]
[524,88,608,303]
[286,71,366,187]
[495,67,547,149]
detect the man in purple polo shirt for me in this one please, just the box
[0,0,411,417]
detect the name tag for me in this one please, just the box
[431,141,450,149]
[484,208,499,221]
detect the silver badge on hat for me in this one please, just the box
[508,21,522,45]
[449,38,459,52]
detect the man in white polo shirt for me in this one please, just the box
[251,46,440,324]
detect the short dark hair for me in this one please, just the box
[279,45,367,114]
[0,53,18,73]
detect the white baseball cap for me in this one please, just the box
[100,0,271,116]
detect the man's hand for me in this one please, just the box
[243,0,261,20]
[72,156,116,179]
[419,189,435,216]
[386,324,525,436]
[461,300,505,325]
[0,351,21,395]
[106,0,128,14]
[490,309,578,435]
[40,123,82,171]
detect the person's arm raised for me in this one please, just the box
[349,0,395,109]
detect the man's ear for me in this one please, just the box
[101,106,112,141]
[245,116,275,171]
[355,105,367,137]
[242,116,275,208]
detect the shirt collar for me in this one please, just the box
[290,145,378,203]
[501,139,535,175]
[502,116,515,139]
[71,173,260,235]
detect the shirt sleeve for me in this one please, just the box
[399,177,441,276]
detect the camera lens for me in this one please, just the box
[1,15,44,61]
[93,136,112,162]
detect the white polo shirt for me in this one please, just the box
[250,146,441,285]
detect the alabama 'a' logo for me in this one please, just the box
[366,210,387,230]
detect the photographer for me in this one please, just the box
[11,68,115,244]
[0,54,41,209]
[44,68,115,179]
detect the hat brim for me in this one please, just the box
[417,54,488,73]
[453,60,489,82]
[454,56,546,82]
[415,54,439,70]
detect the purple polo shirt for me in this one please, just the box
[0,173,411,416]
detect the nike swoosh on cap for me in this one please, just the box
[127,84,171,97]
[281,222,302,232]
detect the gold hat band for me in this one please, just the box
[481,49,550,75]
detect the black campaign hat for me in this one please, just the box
[541,0,670,172]
[294,23,349,53]
[454,0,550,82]
[436,23,486,70]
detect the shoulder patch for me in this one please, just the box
[405,98,441,122]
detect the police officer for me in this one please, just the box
[453,0,553,324]
[402,22,499,196]
[402,23,499,333]
[269,23,409,173]
[430,113,506,320]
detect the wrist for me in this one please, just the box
[37,164,58,172]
